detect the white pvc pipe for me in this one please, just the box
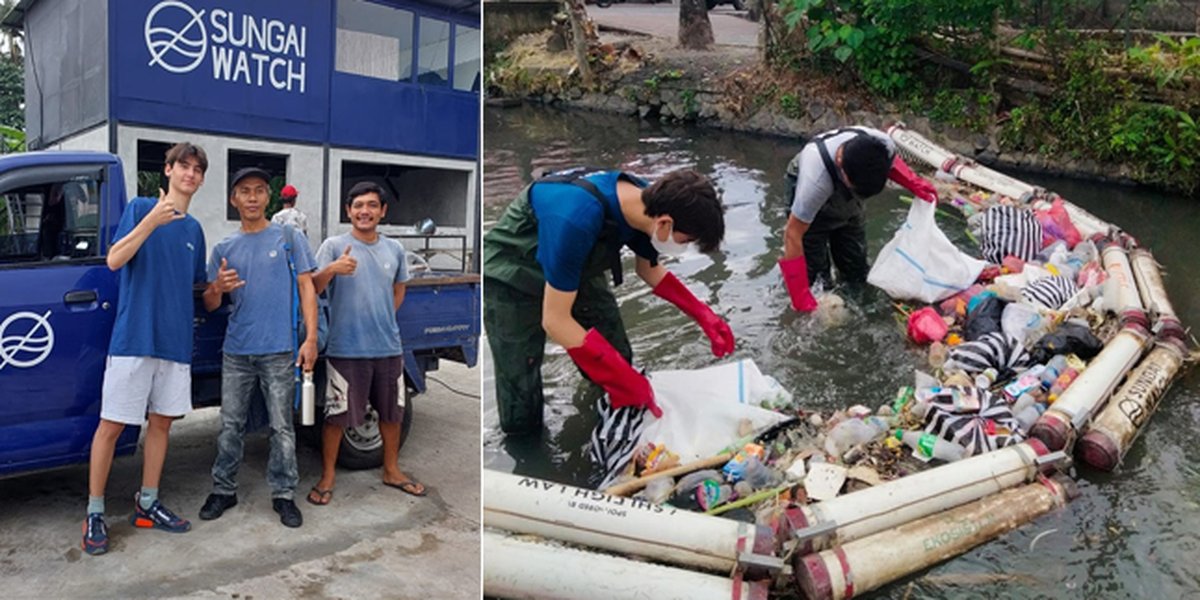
[1077,338,1187,471]
[885,124,958,172]
[483,470,775,573]
[1058,198,1113,239]
[787,441,1053,552]
[949,161,1039,202]
[1129,248,1178,321]
[1101,242,1146,323]
[483,532,769,600]
[793,477,1075,600]
[1031,327,1150,451]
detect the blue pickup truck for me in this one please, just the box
[0,151,479,477]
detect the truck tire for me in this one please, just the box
[731,0,745,9]
[336,384,415,470]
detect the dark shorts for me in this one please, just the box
[324,356,404,428]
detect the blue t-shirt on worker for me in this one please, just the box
[530,170,659,292]
[108,196,207,364]
[208,223,315,356]
[316,233,410,359]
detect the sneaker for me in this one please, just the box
[82,513,108,555]
[198,493,238,521]
[131,493,191,533]
[272,498,303,528]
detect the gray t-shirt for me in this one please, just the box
[789,126,896,223]
[317,233,410,358]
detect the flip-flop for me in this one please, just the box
[383,478,427,497]
[306,486,333,506]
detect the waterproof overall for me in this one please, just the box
[786,129,872,286]
[483,170,636,434]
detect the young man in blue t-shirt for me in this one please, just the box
[83,143,209,555]
[305,182,422,506]
[482,168,733,442]
[197,168,318,529]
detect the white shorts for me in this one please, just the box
[100,356,192,425]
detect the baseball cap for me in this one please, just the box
[281,184,298,199]
[229,167,271,195]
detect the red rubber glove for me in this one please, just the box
[567,328,661,418]
[889,155,938,204]
[652,272,735,357]
[779,256,818,312]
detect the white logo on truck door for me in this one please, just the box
[0,310,55,370]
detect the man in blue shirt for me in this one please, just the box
[305,182,422,506]
[197,167,318,528]
[483,168,733,439]
[83,142,208,555]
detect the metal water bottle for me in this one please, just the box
[301,371,315,426]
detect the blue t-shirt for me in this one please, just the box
[108,197,207,363]
[316,234,410,358]
[530,171,658,292]
[208,224,316,356]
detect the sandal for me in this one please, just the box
[306,486,334,506]
[382,478,427,497]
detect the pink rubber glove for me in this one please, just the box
[779,256,818,312]
[567,328,661,418]
[889,155,938,204]
[653,272,735,357]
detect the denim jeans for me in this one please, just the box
[212,352,298,500]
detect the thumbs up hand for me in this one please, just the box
[330,245,357,276]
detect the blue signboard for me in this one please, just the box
[111,0,334,143]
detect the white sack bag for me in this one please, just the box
[868,199,987,303]
[639,359,792,464]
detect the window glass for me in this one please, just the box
[417,18,450,86]
[0,177,102,264]
[453,26,480,92]
[336,0,415,81]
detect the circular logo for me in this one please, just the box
[144,0,208,74]
[0,310,55,370]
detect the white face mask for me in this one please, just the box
[651,220,691,257]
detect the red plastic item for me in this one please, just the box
[653,272,735,357]
[1036,197,1083,248]
[907,307,949,345]
[566,329,661,417]
[1001,255,1025,274]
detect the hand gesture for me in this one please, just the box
[147,188,185,228]
[329,245,357,276]
[214,258,246,293]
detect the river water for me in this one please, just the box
[481,105,1200,599]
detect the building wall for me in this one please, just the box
[22,0,108,149]
[117,124,326,251]
[43,123,109,152]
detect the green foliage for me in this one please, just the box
[644,69,685,92]
[779,92,802,118]
[0,123,23,153]
[777,0,1007,96]
[681,88,698,117]
[0,58,22,131]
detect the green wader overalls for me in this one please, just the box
[785,128,872,286]
[483,170,637,434]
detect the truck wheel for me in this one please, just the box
[336,385,415,470]
[731,0,745,9]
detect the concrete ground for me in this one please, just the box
[0,361,481,600]
[590,4,760,47]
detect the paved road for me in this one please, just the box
[590,4,760,47]
[0,361,481,599]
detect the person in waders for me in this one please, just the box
[779,126,939,312]
[483,167,732,454]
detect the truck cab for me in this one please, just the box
[0,152,135,475]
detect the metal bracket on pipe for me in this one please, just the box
[738,552,784,575]
[1035,450,1069,467]
[792,520,837,543]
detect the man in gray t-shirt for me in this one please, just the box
[306,182,425,505]
[779,125,939,312]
